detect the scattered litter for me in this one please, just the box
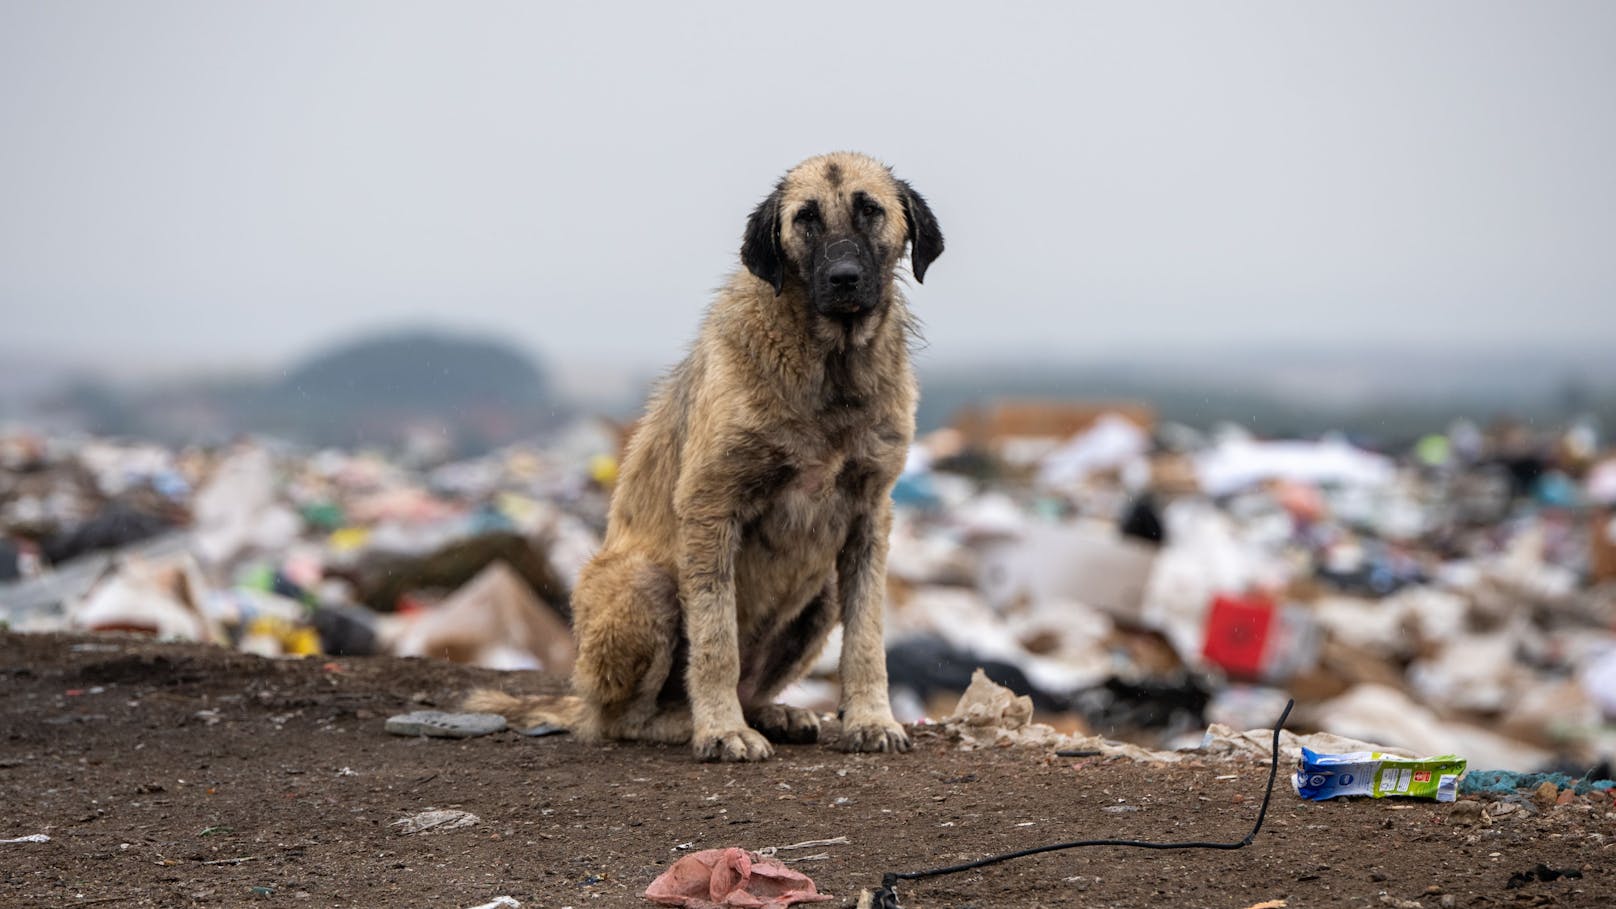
[464,898,521,909]
[644,847,833,907]
[1294,748,1466,802]
[757,836,850,859]
[1241,901,1288,909]
[385,711,507,739]
[70,553,221,643]
[1459,769,1615,797]
[392,561,575,672]
[517,722,568,737]
[939,669,1083,752]
[1310,685,1548,772]
[391,809,480,834]
[1194,435,1394,497]
[0,834,50,844]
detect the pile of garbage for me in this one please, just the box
[0,428,612,673]
[3,405,1615,773]
[878,407,1616,773]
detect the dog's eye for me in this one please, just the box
[793,207,820,227]
[859,201,883,219]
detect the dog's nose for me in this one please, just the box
[827,260,862,289]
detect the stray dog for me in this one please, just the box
[470,152,943,761]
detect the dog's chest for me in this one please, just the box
[760,450,855,545]
[791,450,847,499]
[732,462,853,626]
[736,442,873,575]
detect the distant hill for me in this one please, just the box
[274,331,549,410]
[254,330,559,451]
[14,330,563,455]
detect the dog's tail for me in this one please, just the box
[464,689,586,732]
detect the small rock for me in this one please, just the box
[1532,781,1560,809]
[1485,801,1520,819]
[385,711,506,739]
[1448,801,1484,826]
[1555,788,1577,807]
[392,809,481,834]
[1439,896,1455,909]
[1586,789,1608,805]
[1370,871,1390,883]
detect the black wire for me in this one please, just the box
[870,699,1295,908]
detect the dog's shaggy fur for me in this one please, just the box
[469,152,943,761]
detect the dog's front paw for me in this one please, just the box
[693,726,775,762]
[839,717,912,754]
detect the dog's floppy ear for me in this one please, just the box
[897,179,944,283]
[741,184,785,296]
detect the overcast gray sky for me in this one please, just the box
[2,1,1613,384]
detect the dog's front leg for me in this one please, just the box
[679,512,774,762]
[836,504,912,753]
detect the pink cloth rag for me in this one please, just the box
[644,847,834,908]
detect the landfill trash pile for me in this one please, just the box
[3,406,1615,773]
[0,428,609,674]
[877,408,1616,775]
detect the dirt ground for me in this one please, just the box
[3,632,1612,909]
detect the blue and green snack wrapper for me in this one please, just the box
[1294,747,1465,802]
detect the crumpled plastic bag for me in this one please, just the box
[644,847,832,908]
[940,668,1070,750]
[940,670,1192,761]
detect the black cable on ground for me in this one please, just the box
[866,699,1295,909]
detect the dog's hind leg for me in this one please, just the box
[570,551,690,743]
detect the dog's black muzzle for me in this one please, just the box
[810,236,880,317]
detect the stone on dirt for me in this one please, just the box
[385,710,506,738]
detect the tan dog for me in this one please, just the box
[469,152,943,761]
